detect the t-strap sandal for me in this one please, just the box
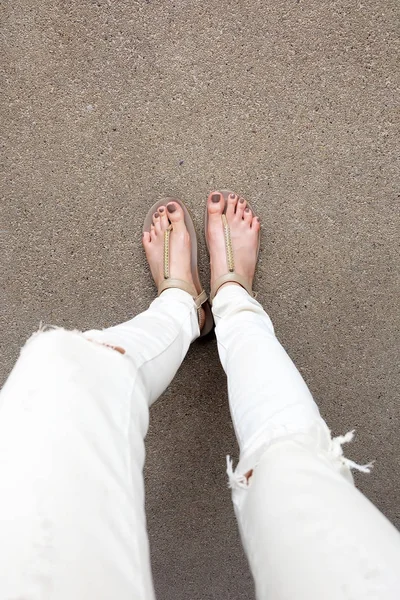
[143,198,214,337]
[205,190,261,303]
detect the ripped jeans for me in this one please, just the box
[0,286,399,599]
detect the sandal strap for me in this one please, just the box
[209,213,253,303]
[222,214,235,272]
[210,273,253,303]
[163,225,173,279]
[158,278,196,297]
[158,279,208,310]
[161,222,209,325]
[195,289,208,309]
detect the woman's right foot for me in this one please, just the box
[143,200,207,331]
[206,191,261,296]
[142,201,194,292]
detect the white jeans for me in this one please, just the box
[0,286,399,599]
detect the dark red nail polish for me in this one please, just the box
[167,203,176,213]
[239,198,245,204]
[245,207,250,213]
[211,193,220,203]
[229,193,236,199]
[158,207,164,212]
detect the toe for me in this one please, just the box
[207,191,224,215]
[252,216,261,232]
[226,192,238,218]
[158,205,169,230]
[243,206,253,224]
[166,201,185,228]
[152,210,161,227]
[142,231,151,247]
[150,224,157,241]
[154,211,163,233]
[235,196,247,219]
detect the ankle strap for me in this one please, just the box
[210,273,253,303]
[158,279,208,309]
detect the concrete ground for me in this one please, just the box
[1,1,399,598]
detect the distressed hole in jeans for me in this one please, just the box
[227,428,374,491]
[103,343,126,355]
[227,456,254,490]
[88,339,126,355]
[244,469,254,482]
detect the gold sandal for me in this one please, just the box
[205,190,261,303]
[143,198,214,336]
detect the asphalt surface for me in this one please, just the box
[1,1,399,599]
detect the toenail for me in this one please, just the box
[229,193,236,199]
[167,203,176,213]
[245,207,250,212]
[211,193,220,203]
[158,207,164,212]
[154,212,159,218]
[239,198,245,204]
[257,217,260,222]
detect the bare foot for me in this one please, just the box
[207,191,260,296]
[143,201,194,291]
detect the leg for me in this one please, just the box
[85,287,199,406]
[214,286,400,600]
[0,202,199,599]
[207,191,400,599]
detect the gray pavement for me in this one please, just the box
[1,1,399,598]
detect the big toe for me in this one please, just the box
[207,191,225,217]
[166,201,185,228]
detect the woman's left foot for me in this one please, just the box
[206,191,260,297]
